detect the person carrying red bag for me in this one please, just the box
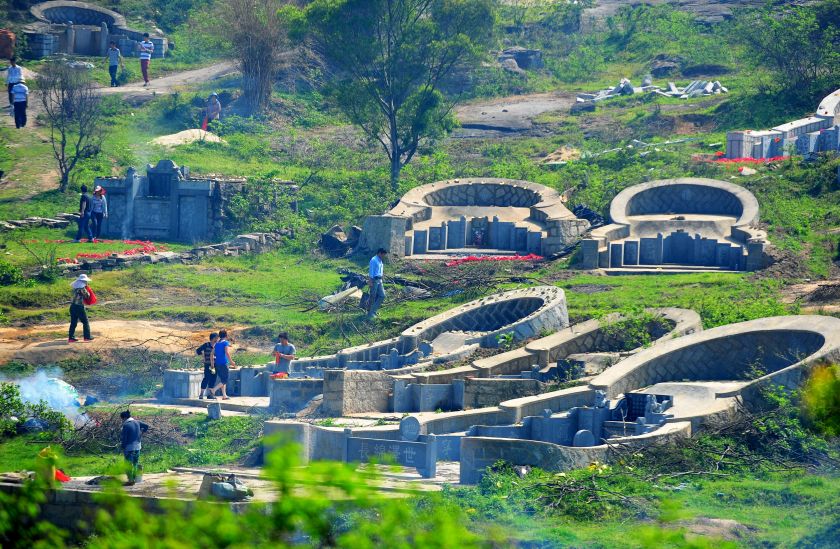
[68,273,95,343]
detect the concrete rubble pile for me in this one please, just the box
[576,77,727,105]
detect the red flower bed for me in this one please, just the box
[445,253,543,267]
[39,239,169,264]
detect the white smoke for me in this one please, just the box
[9,370,88,425]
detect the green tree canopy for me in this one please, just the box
[287,0,496,191]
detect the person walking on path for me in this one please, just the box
[272,332,296,376]
[211,329,235,400]
[120,410,148,485]
[107,41,124,87]
[68,274,94,343]
[74,185,93,242]
[138,33,154,86]
[367,248,387,320]
[197,332,218,399]
[90,185,108,240]
[5,57,22,115]
[10,78,28,129]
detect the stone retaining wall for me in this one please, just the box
[269,378,324,413]
[462,378,542,409]
[322,370,393,416]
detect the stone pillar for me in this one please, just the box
[581,239,600,269]
[65,23,75,54]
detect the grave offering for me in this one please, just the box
[580,177,767,271]
[360,178,589,258]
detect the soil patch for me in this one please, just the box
[566,283,613,294]
[151,129,224,148]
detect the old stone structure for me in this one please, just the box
[25,1,167,59]
[360,178,589,258]
[259,313,840,484]
[726,88,840,159]
[580,178,767,271]
[94,160,241,243]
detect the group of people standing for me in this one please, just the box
[195,331,296,400]
[75,185,108,242]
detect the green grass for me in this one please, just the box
[442,468,840,547]
[0,411,264,476]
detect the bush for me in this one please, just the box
[0,260,23,286]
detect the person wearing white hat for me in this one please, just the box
[69,274,94,343]
[10,76,28,129]
[90,185,108,241]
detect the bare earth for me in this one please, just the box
[454,92,577,136]
[0,320,207,365]
[98,61,238,103]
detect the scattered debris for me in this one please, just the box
[318,286,363,311]
[444,253,543,267]
[576,77,727,105]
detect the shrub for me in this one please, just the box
[0,260,23,286]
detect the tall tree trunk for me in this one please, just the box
[59,172,69,193]
[390,154,401,193]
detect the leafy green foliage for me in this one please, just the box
[737,1,840,102]
[293,0,496,189]
[0,260,24,286]
[0,440,488,548]
[803,364,840,437]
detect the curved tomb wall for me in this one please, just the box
[625,184,743,218]
[591,316,840,399]
[582,178,766,271]
[42,5,117,26]
[424,183,542,208]
[361,178,588,257]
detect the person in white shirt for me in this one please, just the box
[367,248,387,320]
[137,33,154,86]
[11,79,28,129]
[6,57,22,115]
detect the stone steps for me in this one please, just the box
[604,264,741,275]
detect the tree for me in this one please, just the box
[290,0,496,191]
[214,0,292,113]
[37,64,104,192]
[738,3,840,99]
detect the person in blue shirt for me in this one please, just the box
[367,248,387,320]
[211,329,235,400]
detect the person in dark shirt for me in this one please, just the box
[120,410,148,485]
[74,185,94,242]
[197,332,218,399]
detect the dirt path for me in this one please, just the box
[0,319,259,365]
[98,61,238,103]
[1,61,238,129]
[454,92,577,137]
